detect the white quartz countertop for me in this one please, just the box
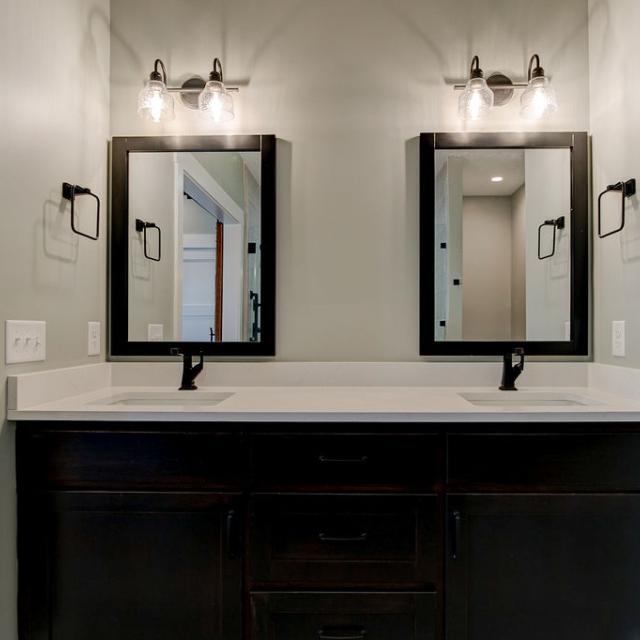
[9,384,640,423]
[8,362,640,423]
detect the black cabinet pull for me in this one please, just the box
[318,455,369,464]
[318,532,368,543]
[225,509,240,559]
[318,626,367,640]
[450,509,462,560]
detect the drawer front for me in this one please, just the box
[251,434,440,491]
[250,495,438,589]
[17,429,244,491]
[251,592,436,640]
[448,433,640,491]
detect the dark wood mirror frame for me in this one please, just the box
[419,132,589,357]
[110,134,276,357]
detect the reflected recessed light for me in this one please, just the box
[491,176,504,183]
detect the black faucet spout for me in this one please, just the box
[500,348,525,391]
[171,349,205,390]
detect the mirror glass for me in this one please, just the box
[128,151,262,343]
[434,148,571,342]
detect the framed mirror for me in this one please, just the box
[110,135,276,356]
[420,132,588,356]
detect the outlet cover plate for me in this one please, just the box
[612,321,626,358]
[148,324,164,342]
[88,321,101,356]
[5,320,46,364]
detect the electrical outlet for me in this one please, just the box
[148,324,164,342]
[5,321,46,364]
[612,321,626,357]
[88,321,101,356]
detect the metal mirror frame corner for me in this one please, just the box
[419,131,589,357]
[110,134,276,357]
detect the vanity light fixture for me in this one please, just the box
[454,53,557,121]
[458,56,494,121]
[137,58,237,123]
[520,54,558,120]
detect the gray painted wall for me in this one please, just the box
[0,1,597,636]
[110,0,591,361]
[462,197,514,341]
[0,1,110,638]
[589,0,640,367]
[524,149,572,342]
[128,153,177,341]
[511,185,527,340]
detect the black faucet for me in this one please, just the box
[500,348,525,391]
[170,349,204,390]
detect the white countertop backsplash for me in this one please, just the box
[6,362,640,423]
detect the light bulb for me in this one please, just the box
[138,79,174,123]
[199,58,235,123]
[459,76,494,121]
[459,56,494,121]
[521,75,557,120]
[137,60,174,123]
[199,81,234,122]
[521,55,557,120]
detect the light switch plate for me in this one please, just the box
[5,320,46,364]
[88,321,101,356]
[612,321,626,357]
[148,324,164,342]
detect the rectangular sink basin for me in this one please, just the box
[460,392,601,408]
[90,391,234,408]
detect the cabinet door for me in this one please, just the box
[19,492,243,640]
[446,495,640,640]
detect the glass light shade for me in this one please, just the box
[137,79,175,123]
[458,77,494,121]
[520,75,558,120]
[198,80,235,122]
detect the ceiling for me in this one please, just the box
[437,149,525,197]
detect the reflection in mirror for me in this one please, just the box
[434,148,571,342]
[128,151,261,342]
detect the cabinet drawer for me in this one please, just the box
[448,433,640,491]
[251,434,440,491]
[251,592,436,640]
[250,495,438,589]
[17,429,244,491]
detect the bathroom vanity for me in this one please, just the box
[11,371,640,640]
[11,128,614,639]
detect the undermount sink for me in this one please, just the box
[460,392,601,408]
[90,391,235,408]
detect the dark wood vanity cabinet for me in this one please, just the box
[19,491,243,640]
[446,495,640,640]
[16,424,640,640]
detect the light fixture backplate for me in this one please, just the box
[487,73,515,107]
[180,77,206,110]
